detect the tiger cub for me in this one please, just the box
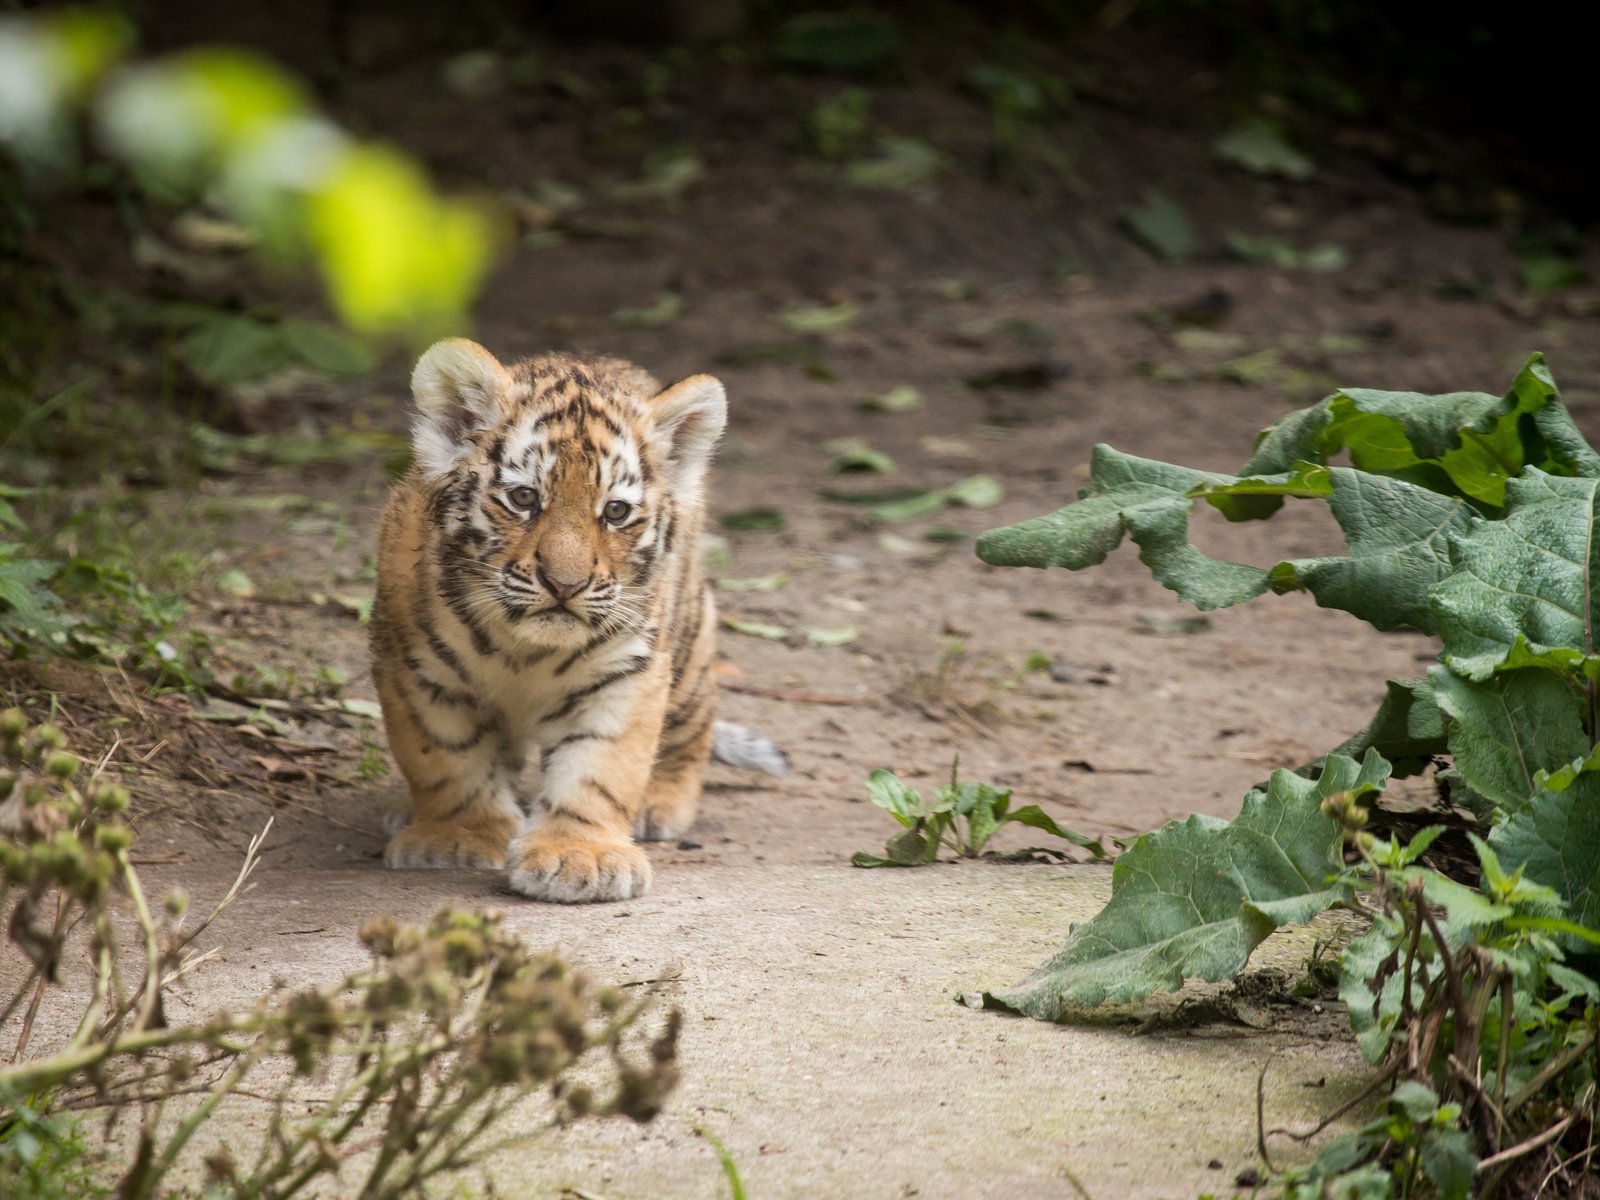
[371,339,736,903]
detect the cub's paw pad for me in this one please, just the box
[506,835,652,903]
[384,823,511,870]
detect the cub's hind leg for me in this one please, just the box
[378,668,520,870]
[635,689,714,842]
[636,589,717,843]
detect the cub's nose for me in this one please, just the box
[536,564,592,601]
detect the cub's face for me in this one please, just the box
[409,340,726,646]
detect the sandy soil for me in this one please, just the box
[7,19,1600,1199]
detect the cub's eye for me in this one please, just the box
[504,486,540,514]
[602,499,633,525]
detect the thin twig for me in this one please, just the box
[1256,1062,1278,1174]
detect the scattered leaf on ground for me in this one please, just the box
[805,624,860,647]
[720,616,791,641]
[607,149,703,204]
[775,9,900,72]
[1173,329,1248,354]
[825,437,895,473]
[945,474,1004,509]
[612,293,683,328]
[715,573,789,593]
[780,301,861,333]
[1227,233,1347,272]
[1120,190,1197,261]
[858,385,922,412]
[1212,119,1314,180]
[215,568,256,599]
[844,136,943,191]
[722,508,787,532]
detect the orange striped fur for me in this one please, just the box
[370,340,726,902]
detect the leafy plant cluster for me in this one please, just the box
[971,355,1600,1192]
[0,489,223,692]
[0,709,676,1198]
[853,757,1104,866]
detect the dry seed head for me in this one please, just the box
[45,750,78,778]
[168,1051,197,1083]
[92,783,130,813]
[204,1146,238,1186]
[359,915,400,956]
[94,823,132,854]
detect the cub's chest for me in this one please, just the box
[469,634,657,739]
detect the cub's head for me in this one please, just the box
[409,339,725,645]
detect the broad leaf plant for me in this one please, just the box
[970,356,1600,1191]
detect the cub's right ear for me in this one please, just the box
[410,339,513,476]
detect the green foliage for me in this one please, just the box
[0,712,677,1199]
[1212,118,1314,180]
[1280,1082,1478,1200]
[808,87,873,161]
[852,759,1103,868]
[0,10,494,336]
[967,751,1384,1013]
[0,495,216,692]
[774,11,901,74]
[0,1102,107,1200]
[974,356,1600,1189]
[1120,189,1196,261]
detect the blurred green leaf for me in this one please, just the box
[1213,119,1314,180]
[720,615,790,641]
[780,301,861,333]
[825,438,894,474]
[181,315,290,383]
[607,149,703,204]
[1121,190,1196,261]
[306,144,495,333]
[844,136,943,191]
[805,624,859,647]
[278,319,375,375]
[858,385,922,412]
[612,293,683,328]
[775,11,901,73]
[722,508,787,532]
[946,474,1004,508]
[715,573,789,593]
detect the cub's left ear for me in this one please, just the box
[410,338,513,477]
[650,374,727,494]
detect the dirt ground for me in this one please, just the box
[8,16,1600,1199]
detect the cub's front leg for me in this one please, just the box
[507,660,670,903]
[377,666,521,870]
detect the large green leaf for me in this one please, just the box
[1330,676,1446,777]
[1268,470,1474,633]
[1490,774,1600,940]
[968,752,1390,1017]
[974,446,1269,610]
[1242,355,1581,507]
[1430,471,1600,681]
[1428,666,1588,817]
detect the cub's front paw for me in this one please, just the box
[506,831,653,903]
[384,820,512,870]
